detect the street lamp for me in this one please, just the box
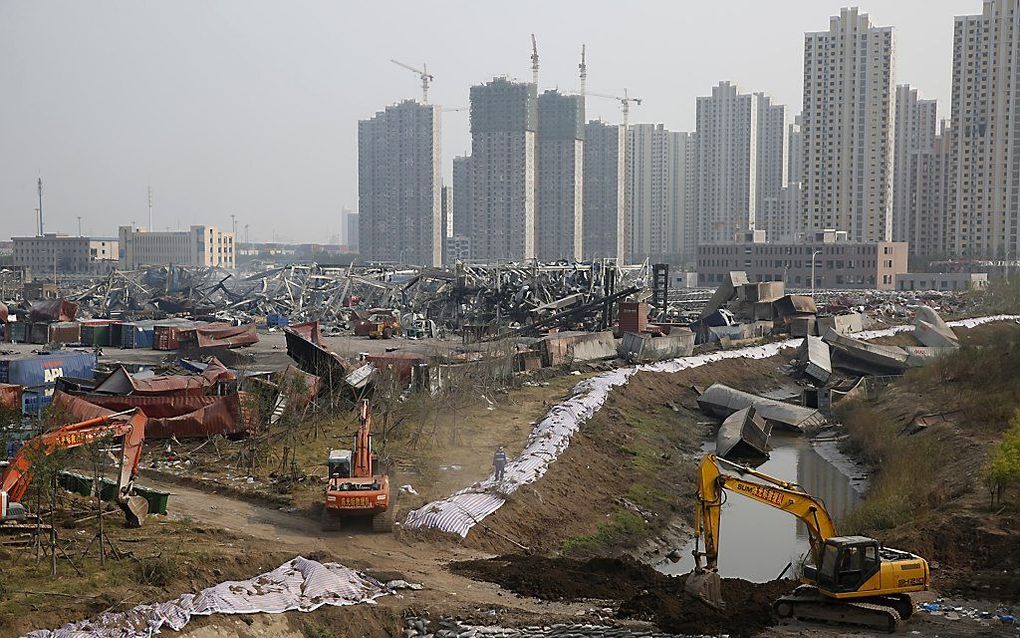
[810,249,822,298]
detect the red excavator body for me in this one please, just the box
[322,400,391,531]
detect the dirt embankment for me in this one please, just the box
[468,354,795,555]
[839,322,1020,601]
[452,554,793,638]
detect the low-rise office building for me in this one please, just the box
[895,272,988,292]
[697,230,908,290]
[13,234,118,274]
[118,225,235,269]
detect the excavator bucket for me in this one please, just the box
[119,495,149,528]
[685,569,724,609]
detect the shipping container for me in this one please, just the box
[8,321,29,343]
[48,322,81,344]
[153,320,201,351]
[80,320,120,347]
[0,352,98,387]
[120,321,158,349]
[30,322,49,344]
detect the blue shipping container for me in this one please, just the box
[266,313,289,328]
[0,352,98,387]
[120,321,156,349]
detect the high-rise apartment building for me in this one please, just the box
[787,115,803,184]
[892,85,938,246]
[582,120,626,261]
[802,7,896,242]
[948,0,1020,259]
[451,155,473,237]
[345,212,359,253]
[357,100,442,266]
[695,82,786,245]
[628,124,694,263]
[468,77,537,262]
[118,225,234,269]
[911,121,954,259]
[536,90,585,262]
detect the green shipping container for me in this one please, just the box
[81,324,113,347]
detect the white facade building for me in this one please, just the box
[118,225,235,269]
[892,85,938,247]
[948,0,1020,259]
[627,124,694,264]
[802,7,896,242]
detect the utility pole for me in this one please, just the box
[230,213,237,236]
[37,177,44,236]
[810,249,822,298]
[244,223,250,245]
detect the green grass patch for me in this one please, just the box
[561,510,647,556]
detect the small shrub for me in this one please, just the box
[984,412,1020,506]
[135,554,178,587]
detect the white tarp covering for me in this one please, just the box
[24,557,389,638]
[404,314,1019,538]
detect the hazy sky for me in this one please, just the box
[0,1,970,243]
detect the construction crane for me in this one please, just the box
[578,44,587,96]
[587,89,642,128]
[390,59,433,103]
[530,34,539,87]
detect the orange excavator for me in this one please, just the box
[321,399,391,532]
[1,409,150,528]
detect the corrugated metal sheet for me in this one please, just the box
[27,299,78,322]
[405,314,1020,539]
[0,383,21,411]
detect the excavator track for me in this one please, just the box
[773,586,902,633]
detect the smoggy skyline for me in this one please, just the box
[1,1,966,243]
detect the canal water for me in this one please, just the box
[657,433,865,582]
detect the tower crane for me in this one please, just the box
[390,59,433,103]
[530,34,539,87]
[578,44,587,96]
[587,89,642,129]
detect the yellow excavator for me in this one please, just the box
[686,454,930,632]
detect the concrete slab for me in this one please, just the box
[816,313,865,336]
[798,336,832,384]
[697,382,827,431]
[915,306,959,348]
[822,328,910,373]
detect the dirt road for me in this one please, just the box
[140,476,598,626]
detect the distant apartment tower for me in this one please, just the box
[345,212,359,253]
[468,77,537,262]
[892,85,938,247]
[536,90,585,262]
[802,7,896,241]
[787,115,803,184]
[451,155,473,237]
[911,121,954,258]
[628,124,694,264]
[769,114,804,243]
[695,82,786,245]
[582,120,626,261]
[118,225,235,269]
[13,234,118,275]
[358,100,441,266]
[948,0,1020,259]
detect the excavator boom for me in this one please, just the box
[1,410,149,527]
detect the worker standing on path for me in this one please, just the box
[492,446,508,481]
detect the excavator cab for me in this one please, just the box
[814,536,882,594]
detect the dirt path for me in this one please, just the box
[140,476,599,627]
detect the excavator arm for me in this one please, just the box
[693,453,837,571]
[353,399,373,478]
[688,453,837,607]
[1,409,149,527]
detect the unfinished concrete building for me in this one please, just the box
[628,124,694,264]
[468,78,537,262]
[451,155,473,238]
[582,120,626,262]
[357,100,442,266]
[536,90,585,262]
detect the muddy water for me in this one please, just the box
[657,433,865,582]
